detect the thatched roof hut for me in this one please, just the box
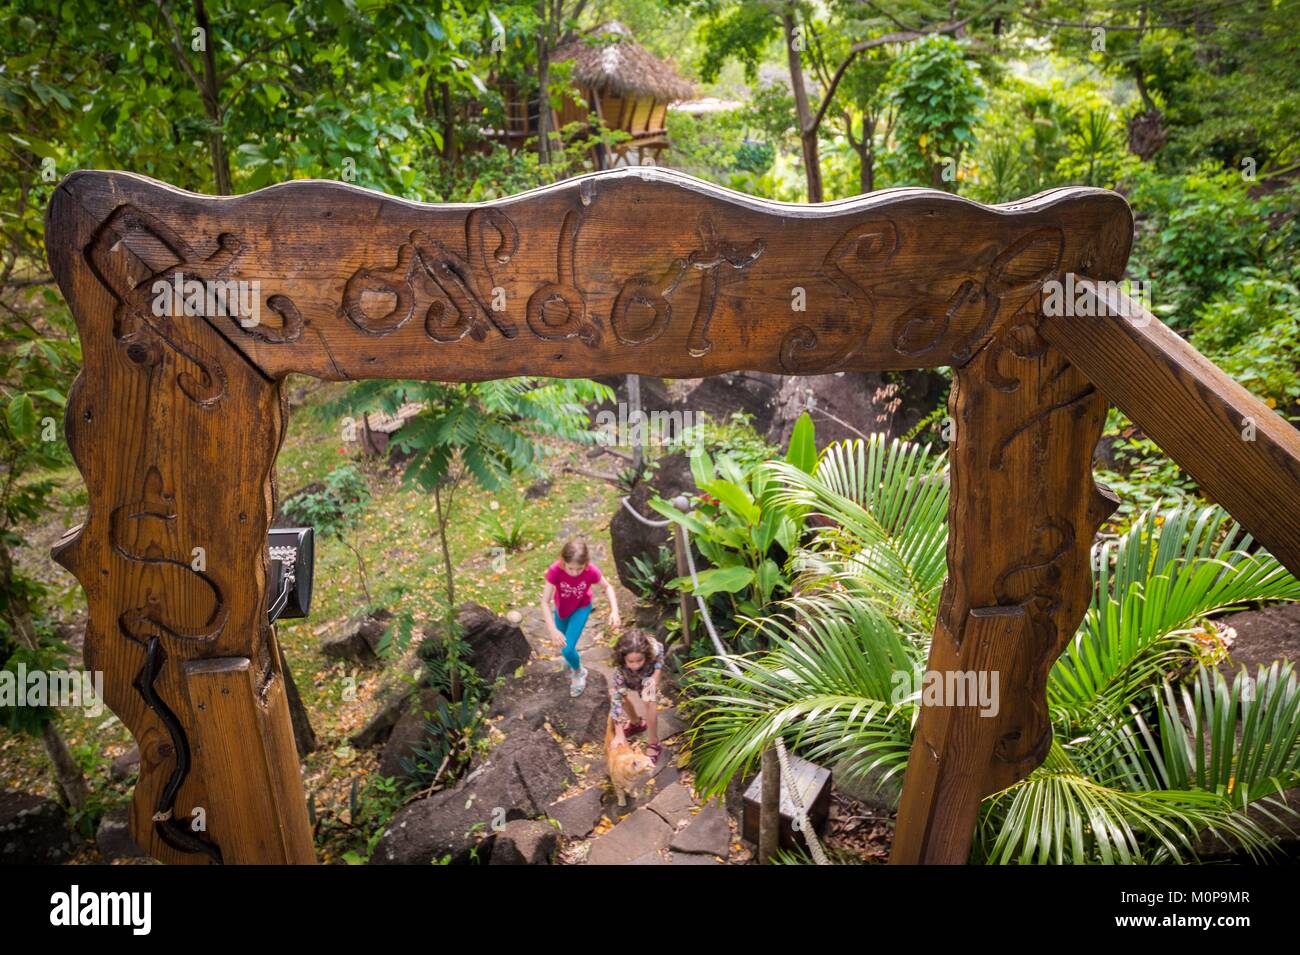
[499,22,695,167]
[553,22,695,103]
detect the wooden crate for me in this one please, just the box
[742,753,832,852]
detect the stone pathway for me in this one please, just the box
[510,583,745,865]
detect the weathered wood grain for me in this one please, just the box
[890,605,1027,863]
[46,177,302,864]
[183,657,315,863]
[1041,280,1300,578]
[48,169,1133,382]
[891,295,1118,863]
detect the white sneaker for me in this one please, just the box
[570,666,588,697]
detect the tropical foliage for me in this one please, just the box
[686,433,1300,863]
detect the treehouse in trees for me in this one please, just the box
[499,22,694,168]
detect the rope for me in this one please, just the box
[619,496,673,528]
[619,496,832,865]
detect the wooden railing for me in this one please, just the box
[44,167,1300,864]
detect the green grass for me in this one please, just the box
[4,376,624,860]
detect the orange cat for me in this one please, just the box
[605,716,656,806]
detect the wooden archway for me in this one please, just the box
[45,167,1300,864]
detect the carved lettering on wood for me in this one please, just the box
[526,209,601,345]
[110,466,228,648]
[780,219,898,373]
[610,213,764,355]
[891,227,1065,365]
[343,208,520,341]
[85,204,305,407]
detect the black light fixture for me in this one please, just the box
[267,527,315,623]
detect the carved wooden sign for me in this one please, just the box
[52,168,1132,385]
[44,167,1300,865]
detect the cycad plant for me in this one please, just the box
[687,434,1300,863]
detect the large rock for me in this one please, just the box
[587,807,672,865]
[372,727,570,865]
[488,666,610,745]
[674,373,781,434]
[489,819,559,865]
[349,652,426,750]
[110,745,140,783]
[609,451,695,591]
[670,804,730,857]
[766,370,945,450]
[466,725,574,806]
[455,603,532,684]
[371,785,493,865]
[0,790,74,865]
[320,609,393,665]
[1195,788,1300,861]
[379,687,447,782]
[350,685,414,750]
[1217,603,1300,675]
[832,758,902,811]
[646,781,696,829]
[546,788,606,838]
[95,807,149,863]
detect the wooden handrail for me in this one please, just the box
[1040,280,1300,577]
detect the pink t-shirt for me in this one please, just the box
[546,560,602,619]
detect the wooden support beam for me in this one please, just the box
[891,606,1027,864]
[891,303,1118,864]
[183,655,316,864]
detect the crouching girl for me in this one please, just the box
[609,629,666,762]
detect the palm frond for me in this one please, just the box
[686,592,918,797]
[764,436,948,623]
[1051,503,1300,721]
[1102,663,1300,808]
[975,741,1279,864]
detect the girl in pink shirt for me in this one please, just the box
[541,539,621,696]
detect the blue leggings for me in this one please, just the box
[554,604,592,671]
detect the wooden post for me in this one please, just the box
[45,177,316,864]
[890,302,1118,864]
[758,746,781,864]
[183,655,316,863]
[627,373,644,474]
[671,495,693,656]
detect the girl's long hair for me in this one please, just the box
[613,629,658,690]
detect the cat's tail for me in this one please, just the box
[605,713,615,749]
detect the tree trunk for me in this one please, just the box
[193,0,233,195]
[759,745,781,863]
[627,373,643,473]
[536,2,553,166]
[41,722,89,811]
[782,10,822,203]
[439,81,460,171]
[861,115,877,193]
[433,484,460,701]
